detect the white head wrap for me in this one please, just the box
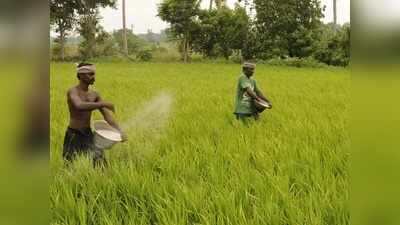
[243,62,256,69]
[77,65,96,74]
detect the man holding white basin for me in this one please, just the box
[63,62,127,167]
[234,62,272,121]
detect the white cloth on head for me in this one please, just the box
[243,62,256,69]
[77,65,96,74]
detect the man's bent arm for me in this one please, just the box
[96,94,123,132]
[100,108,122,131]
[245,87,262,101]
[98,97,127,141]
[68,90,105,111]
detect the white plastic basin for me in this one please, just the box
[92,120,122,150]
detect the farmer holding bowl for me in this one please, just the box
[63,62,127,167]
[234,62,272,121]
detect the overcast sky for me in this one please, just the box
[99,0,350,34]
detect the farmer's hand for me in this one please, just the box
[102,101,115,113]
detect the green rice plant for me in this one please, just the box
[51,62,350,225]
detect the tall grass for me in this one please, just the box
[51,62,350,225]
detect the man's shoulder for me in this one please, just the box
[239,74,254,82]
[238,74,246,80]
[91,90,100,97]
[67,86,78,95]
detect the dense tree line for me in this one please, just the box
[50,0,350,66]
[51,0,164,61]
[157,0,350,66]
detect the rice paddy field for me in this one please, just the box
[50,62,350,225]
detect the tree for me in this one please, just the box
[227,5,250,57]
[113,29,146,54]
[75,0,117,59]
[158,0,201,63]
[314,23,350,66]
[192,9,219,57]
[50,0,77,61]
[253,0,324,59]
[192,5,249,59]
[96,27,119,56]
[77,11,101,59]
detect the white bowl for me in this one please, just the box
[92,120,122,150]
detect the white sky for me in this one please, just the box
[100,0,350,34]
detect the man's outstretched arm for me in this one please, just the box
[68,89,115,112]
[97,94,127,141]
[248,87,272,108]
[254,83,272,104]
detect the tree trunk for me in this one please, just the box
[183,37,188,63]
[333,0,337,26]
[87,15,96,59]
[224,51,229,60]
[122,0,128,56]
[209,0,213,11]
[59,27,65,61]
[187,40,190,62]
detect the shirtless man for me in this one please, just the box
[63,63,126,166]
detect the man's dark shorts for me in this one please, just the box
[63,127,94,161]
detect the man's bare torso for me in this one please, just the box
[67,86,99,130]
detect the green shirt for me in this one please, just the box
[234,74,261,114]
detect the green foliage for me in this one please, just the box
[150,42,182,62]
[113,29,147,54]
[157,0,201,34]
[192,6,250,59]
[50,0,350,67]
[314,23,351,66]
[229,50,244,63]
[137,49,153,61]
[50,0,77,60]
[137,29,168,44]
[50,0,76,27]
[157,0,202,62]
[78,12,101,60]
[253,0,324,59]
[51,42,62,60]
[191,9,219,58]
[96,27,119,56]
[75,0,117,60]
[51,39,80,61]
[73,0,117,14]
[50,0,117,61]
[225,6,250,55]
